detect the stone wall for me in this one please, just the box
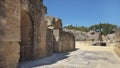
[0,0,20,41]
[0,42,20,68]
[63,28,88,41]
[63,29,101,41]
[28,0,47,59]
[0,0,76,68]
[53,29,75,52]
[20,0,47,61]
[45,16,75,53]
[20,10,33,61]
[46,29,55,55]
[0,0,20,68]
[45,16,62,29]
[114,29,120,57]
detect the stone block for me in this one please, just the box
[0,0,20,41]
[46,29,55,55]
[20,10,33,61]
[53,29,75,52]
[20,0,47,60]
[0,42,20,68]
[32,13,47,59]
[28,1,47,59]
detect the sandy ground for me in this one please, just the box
[20,41,120,68]
[76,41,114,52]
[76,41,119,59]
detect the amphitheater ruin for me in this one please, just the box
[0,0,120,68]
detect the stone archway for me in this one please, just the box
[19,10,34,61]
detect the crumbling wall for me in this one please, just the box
[45,16,75,53]
[45,16,62,29]
[0,0,20,68]
[0,0,75,67]
[63,29,101,41]
[46,29,55,55]
[63,28,88,41]
[29,0,47,59]
[20,10,33,61]
[20,0,47,60]
[53,29,75,52]
[0,0,20,41]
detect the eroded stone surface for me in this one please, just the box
[0,0,20,68]
[0,1,76,68]
[20,0,47,60]
[46,29,55,56]
[45,16,62,29]
[0,0,20,41]
[29,0,47,59]
[63,29,101,41]
[53,29,75,52]
[0,42,20,68]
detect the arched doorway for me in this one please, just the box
[20,10,34,61]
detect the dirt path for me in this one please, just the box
[20,41,120,68]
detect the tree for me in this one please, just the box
[89,23,117,35]
[63,23,118,35]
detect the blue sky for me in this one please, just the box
[44,0,120,27]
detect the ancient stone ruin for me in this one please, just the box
[63,29,101,41]
[53,29,75,52]
[0,0,75,68]
[20,0,47,61]
[63,28,107,46]
[45,16,75,53]
[0,0,20,68]
[45,16,62,30]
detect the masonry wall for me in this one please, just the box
[45,16,62,29]
[53,29,75,52]
[20,0,47,61]
[0,0,20,68]
[20,10,33,61]
[0,0,76,68]
[46,29,55,55]
[29,0,47,59]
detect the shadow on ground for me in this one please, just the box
[19,49,78,68]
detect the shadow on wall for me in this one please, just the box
[19,49,78,68]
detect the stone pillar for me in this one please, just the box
[20,0,34,61]
[20,0,47,60]
[0,0,20,68]
[29,0,47,59]
[46,29,55,55]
